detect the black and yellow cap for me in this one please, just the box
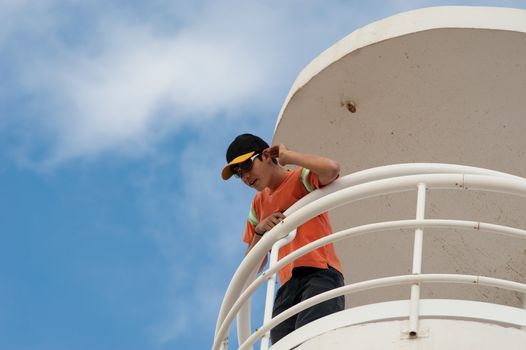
[221,134,269,180]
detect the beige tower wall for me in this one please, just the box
[272,6,526,309]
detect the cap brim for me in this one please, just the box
[221,151,255,180]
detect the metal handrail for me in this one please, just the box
[213,164,526,350]
[238,274,526,350]
[214,219,526,350]
[285,163,524,215]
[218,164,524,339]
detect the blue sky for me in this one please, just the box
[1,1,525,349]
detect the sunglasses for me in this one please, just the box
[232,153,261,178]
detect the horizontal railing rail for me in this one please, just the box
[285,163,525,216]
[213,164,526,350]
[215,220,526,350]
[238,274,526,350]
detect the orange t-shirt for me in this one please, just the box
[243,167,342,285]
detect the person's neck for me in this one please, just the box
[267,166,290,191]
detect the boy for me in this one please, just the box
[221,133,345,344]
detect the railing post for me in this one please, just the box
[408,183,427,337]
[260,229,297,350]
[237,263,262,349]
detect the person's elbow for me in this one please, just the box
[328,160,341,181]
[320,160,340,185]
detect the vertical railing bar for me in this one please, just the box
[408,183,427,336]
[236,262,262,349]
[260,229,297,350]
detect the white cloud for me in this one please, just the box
[3,0,372,168]
[17,19,270,166]
[5,0,526,168]
[2,2,271,166]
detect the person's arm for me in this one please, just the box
[265,144,340,186]
[245,212,286,271]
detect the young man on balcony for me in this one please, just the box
[221,133,345,344]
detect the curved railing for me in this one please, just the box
[213,163,526,350]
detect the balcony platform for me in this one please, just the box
[273,299,526,350]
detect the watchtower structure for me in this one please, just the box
[214,7,526,350]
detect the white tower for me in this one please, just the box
[214,6,526,350]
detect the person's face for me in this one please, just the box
[233,153,270,191]
[233,153,260,178]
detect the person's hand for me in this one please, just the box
[268,144,291,166]
[255,212,286,235]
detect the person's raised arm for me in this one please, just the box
[265,144,340,186]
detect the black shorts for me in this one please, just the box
[270,266,345,344]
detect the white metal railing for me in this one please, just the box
[239,274,526,350]
[213,163,526,350]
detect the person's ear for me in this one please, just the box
[261,148,271,161]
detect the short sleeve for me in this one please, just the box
[299,167,321,193]
[243,201,259,244]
